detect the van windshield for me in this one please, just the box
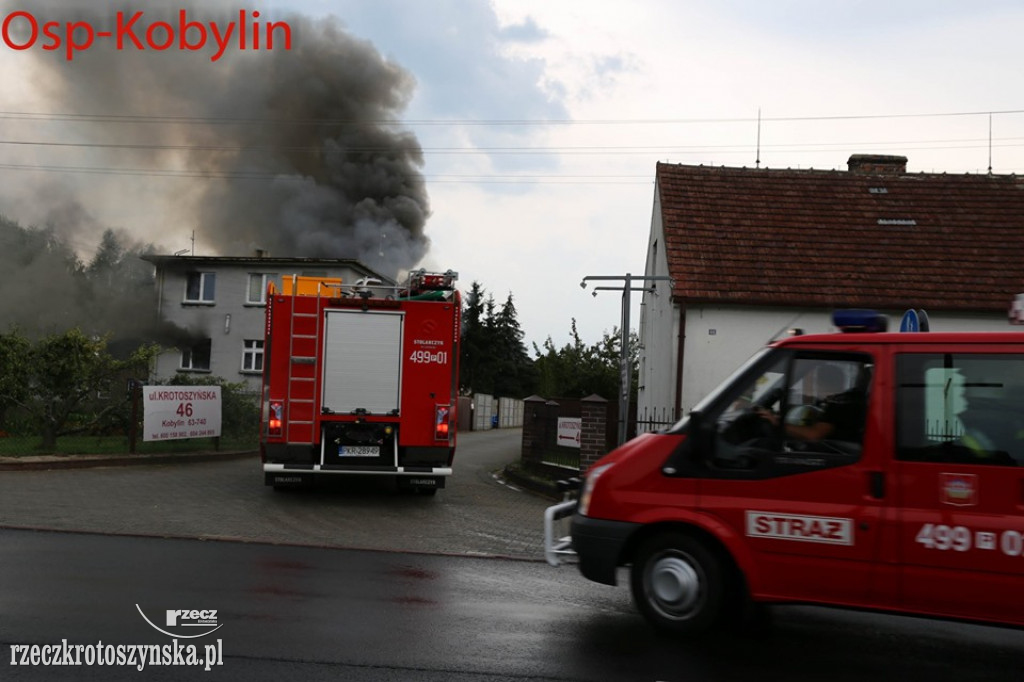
[667,347,774,433]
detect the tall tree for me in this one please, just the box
[86,228,154,289]
[87,229,125,279]
[533,320,638,401]
[81,229,159,351]
[459,281,488,394]
[459,283,536,397]
[490,293,537,398]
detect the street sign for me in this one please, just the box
[916,309,930,332]
[556,418,581,449]
[143,386,222,442]
[899,309,920,332]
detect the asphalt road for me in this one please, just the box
[3,529,1023,682]
[1,429,1023,680]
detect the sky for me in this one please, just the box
[2,1,1024,350]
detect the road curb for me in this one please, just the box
[0,450,258,471]
[501,463,562,501]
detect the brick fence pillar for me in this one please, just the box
[521,395,548,469]
[579,394,609,473]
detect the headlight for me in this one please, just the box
[577,463,613,517]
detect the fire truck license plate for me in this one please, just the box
[338,446,379,457]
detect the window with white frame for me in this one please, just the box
[242,339,264,372]
[180,339,212,371]
[246,273,277,305]
[184,272,216,303]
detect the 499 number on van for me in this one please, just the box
[915,523,1024,556]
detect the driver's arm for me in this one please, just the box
[758,407,837,441]
[784,421,835,441]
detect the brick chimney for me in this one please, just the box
[847,154,907,175]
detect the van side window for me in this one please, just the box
[897,354,1024,466]
[709,351,872,475]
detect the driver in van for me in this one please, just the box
[760,364,867,443]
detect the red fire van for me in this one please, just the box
[545,311,1024,635]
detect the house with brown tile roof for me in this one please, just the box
[637,155,1024,428]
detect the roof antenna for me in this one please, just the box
[987,112,993,175]
[755,107,762,169]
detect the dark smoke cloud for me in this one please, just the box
[3,0,430,280]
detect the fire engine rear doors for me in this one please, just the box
[320,309,403,464]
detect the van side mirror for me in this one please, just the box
[664,410,717,475]
[687,410,715,457]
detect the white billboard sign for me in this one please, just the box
[143,386,222,442]
[556,417,581,449]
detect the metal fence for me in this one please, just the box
[0,388,261,457]
[633,405,680,436]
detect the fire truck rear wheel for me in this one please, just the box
[630,532,725,636]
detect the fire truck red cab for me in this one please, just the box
[545,310,1024,634]
[260,269,460,495]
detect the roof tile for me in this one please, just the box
[656,162,1024,311]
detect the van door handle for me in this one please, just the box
[868,471,885,499]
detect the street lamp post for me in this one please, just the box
[581,273,673,446]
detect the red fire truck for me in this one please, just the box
[545,310,1024,634]
[260,269,460,494]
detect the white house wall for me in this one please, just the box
[637,185,678,429]
[679,306,807,415]
[678,306,1016,417]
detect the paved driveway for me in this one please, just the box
[0,429,555,560]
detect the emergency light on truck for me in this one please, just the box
[832,309,889,333]
[832,308,930,333]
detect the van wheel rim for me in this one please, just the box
[649,555,700,615]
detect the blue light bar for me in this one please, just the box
[832,309,888,333]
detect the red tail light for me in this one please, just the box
[435,405,451,441]
[268,401,283,437]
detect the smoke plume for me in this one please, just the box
[1,0,431,280]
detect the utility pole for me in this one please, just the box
[581,273,673,446]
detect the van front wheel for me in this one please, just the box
[630,532,725,636]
